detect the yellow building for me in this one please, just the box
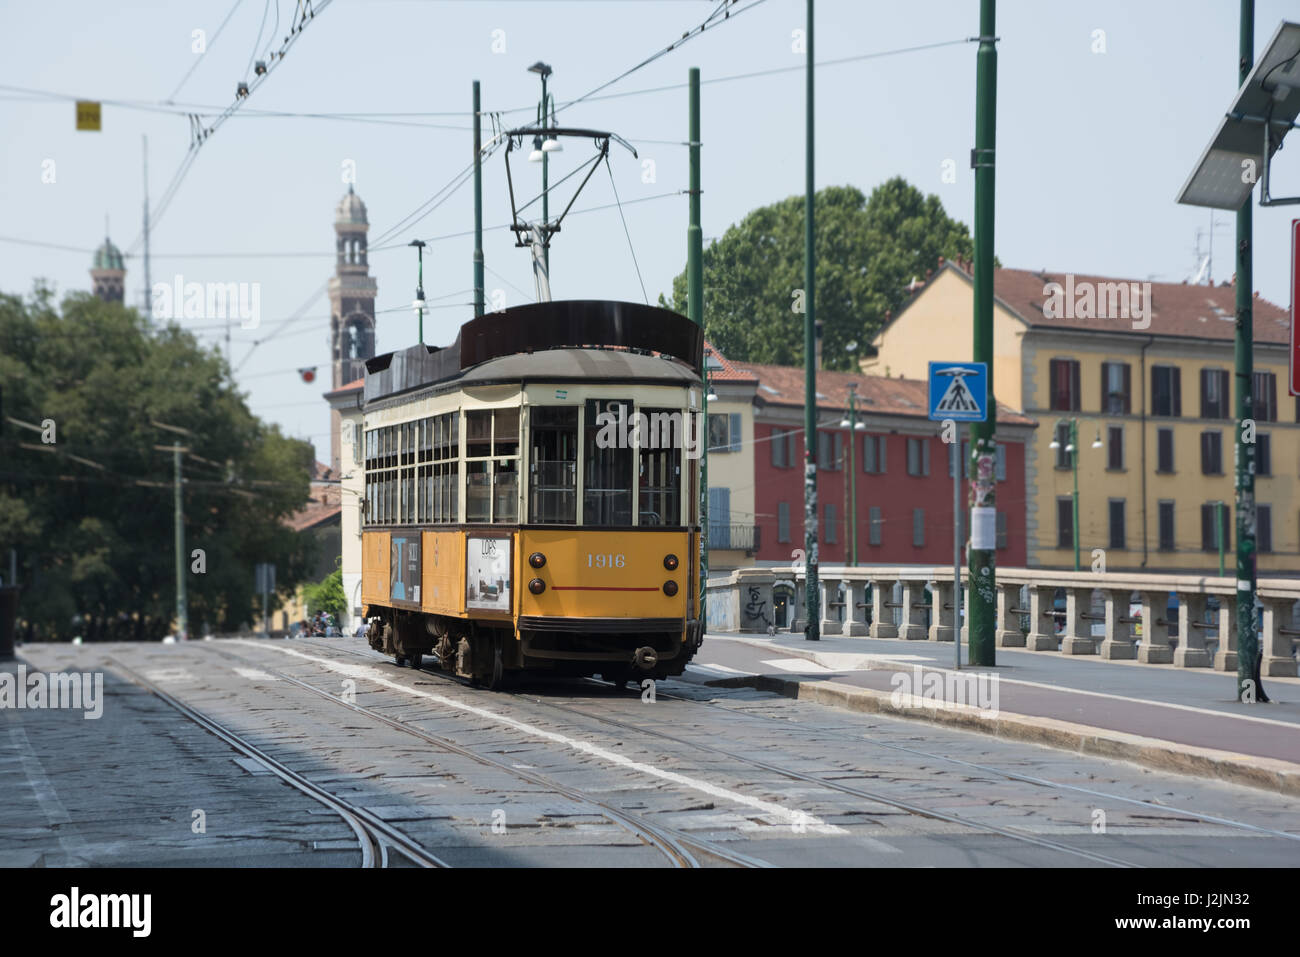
[871,259,1297,574]
[703,343,760,571]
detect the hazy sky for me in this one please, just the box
[4,0,1297,465]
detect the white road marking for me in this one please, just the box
[233,667,279,682]
[762,658,838,674]
[685,663,754,677]
[239,641,845,835]
[143,668,194,683]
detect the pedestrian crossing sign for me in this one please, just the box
[928,361,987,422]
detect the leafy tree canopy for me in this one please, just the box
[0,284,318,640]
[303,566,347,621]
[661,178,981,370]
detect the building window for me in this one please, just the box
[1258,504,1272,553]
[996,443,1006,481]
[1158,501,1175,551]
[1200,368,1230,419]
[708,412,742,453]
[770,428,796,468]
[817,431,843,470]
[777,502,791,543]
[1049,358,1081,411]
[1057,497,1074,550]
[1253,371,1277,422]
[1108,499,1126,550]
[1101,361,1131,414]
[868,506,883,546]
[912,508,925,547]
[1201,502,1228,552]
[825,503,838,544]
[1200,430,1223,475]
[862,434,886,474]
[1053,423,1071,470]
[1151,365,1182,417]
[906,436,930,476]
[1257,432,1271,477]
[1156,428,1175,473]
[996,511,1008,550]
[1106,425,1124,471]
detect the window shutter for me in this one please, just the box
[1172,367,1182,417]
[771,429,782,467]
[879,437,886,473]
[834,432,843,469]
[729,413,742,452]
[996,511,1008,549]
[922,439,930,476]
[1122,363,1131,414]
[996,443,1006,480]
[863,435,875,473]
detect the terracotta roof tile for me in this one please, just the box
[745,362,1035,427]
[704,339,758,382]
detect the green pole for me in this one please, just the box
[473,80,485,318]
[848,386,857,566]
[174,446,187,640]
[1235,0,1263,703]
[802,0,820,641]
[967,0,997,665]
[1071,420,1080,572]
[687,67,707,630]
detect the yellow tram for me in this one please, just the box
[360,299,705,688]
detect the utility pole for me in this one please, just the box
[802,0,819,641]
[1234,0,1264,703]
[687,66,707,625]
[473,80,485,318]
[154,433,190,641]
[967,0,998,666]
[845,384,858,566]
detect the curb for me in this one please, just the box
[705,672,1300,798]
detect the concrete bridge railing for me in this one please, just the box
[704,565,1300,678]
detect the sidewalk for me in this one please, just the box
[685,631,1300,796]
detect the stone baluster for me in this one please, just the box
[820,579,843,636]
[844,579,868,636]
[1136,590,1173,663]
[1026,584,1058,651]
[929,579,955,642]
[1174,592,1212,667]
[1212,595,1237,672]
[1098,589,1135,659]
[996,582,1027,647]
[1060,587,1096,655]
[897,581,927,640]
[869,578,898,639]
[1261,598,1299,677]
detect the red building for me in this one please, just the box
[743,363,1036,567]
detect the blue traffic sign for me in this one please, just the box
[928,361,988,422]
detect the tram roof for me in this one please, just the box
[364,299,703,404]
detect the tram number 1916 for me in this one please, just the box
[587,553,626,568]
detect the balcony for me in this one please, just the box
[708,523,760,555]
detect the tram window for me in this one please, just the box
[530,407,578,524]
[466,460,490,523]
[585,409,633,527]
[466,410,492,458]
[494,458,519,523]
[494,408,519,457]
[638,408,682,526]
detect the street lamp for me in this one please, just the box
[409,239,427,345]
[527,61,556,273]
[1049,417,1103,571]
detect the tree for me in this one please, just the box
[0,285,318,640]
[302,566,346,622]
[661,178,979,370]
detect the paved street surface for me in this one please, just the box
[3,636,1299,868]
[690,632,1300,766]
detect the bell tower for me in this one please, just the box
[328,185,377,473]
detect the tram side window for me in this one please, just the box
[431,412,458,524]
[364,424,400,526]
[465,408,520,524]
[585,407,633,527]
[638,408,682,526]
[530,407,578,524]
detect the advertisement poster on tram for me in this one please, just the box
[466,535,512,611]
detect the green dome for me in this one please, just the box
[93,237,124,272]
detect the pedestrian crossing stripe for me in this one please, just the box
[934,374,980,414]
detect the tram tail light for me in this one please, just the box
[529,578,546,595]
[663,554,679,571]
[662,580,678,597]
[529,552,547,569]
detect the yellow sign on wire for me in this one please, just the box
[75,101,101,131]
